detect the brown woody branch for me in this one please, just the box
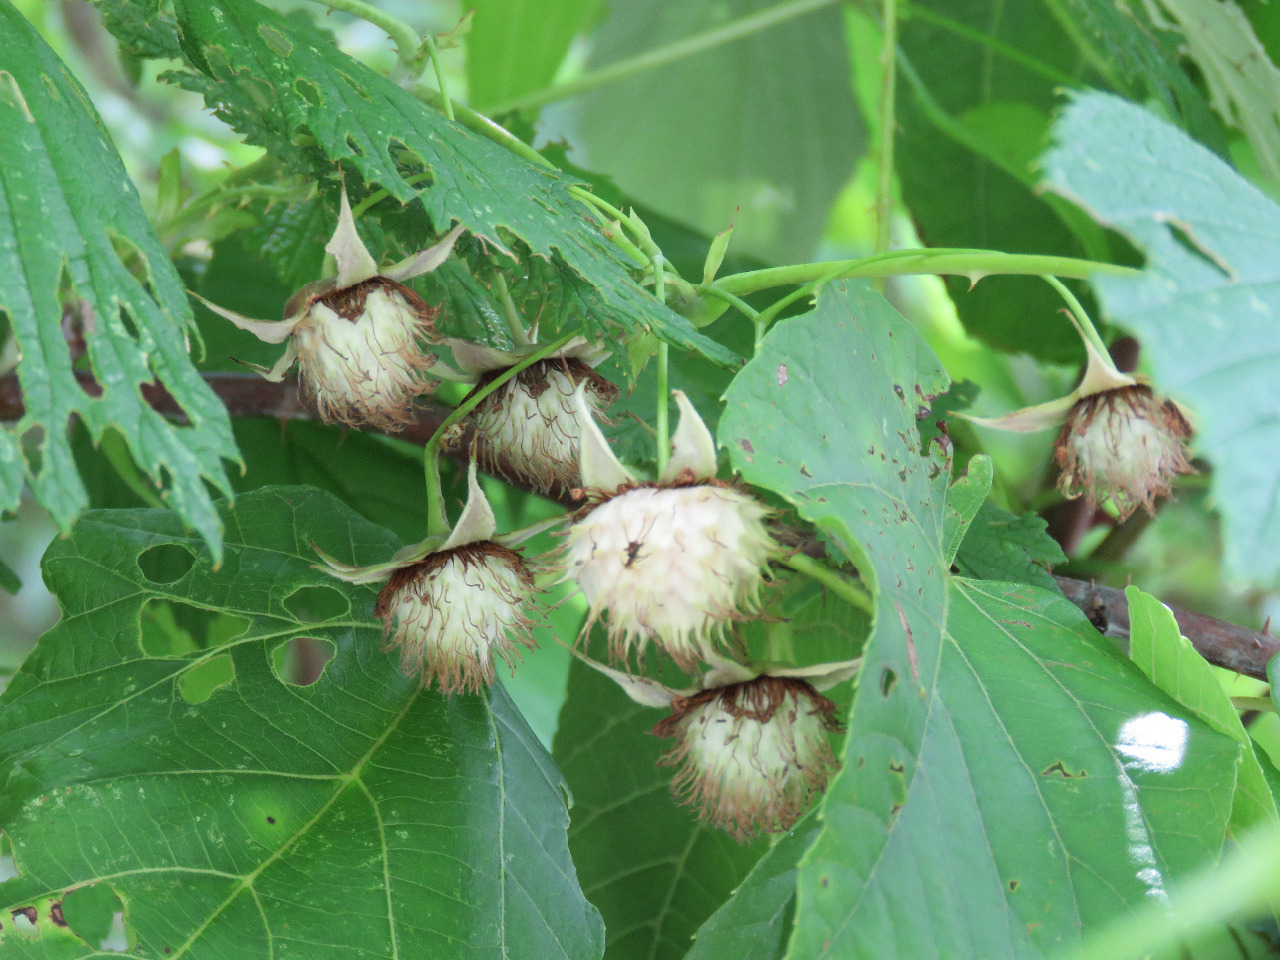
[2,370,1276,683]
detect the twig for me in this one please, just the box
[1054,577,1280,682]
[1,370,1274,684]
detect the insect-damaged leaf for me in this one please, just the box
[0,487,603,960]
[167,0,735,367]
[0,4,237,559]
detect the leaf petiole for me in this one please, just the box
[780,553,874,615]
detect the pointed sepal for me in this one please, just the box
[191,291,298,344]
[383,223,467,282]
[662,390,717,483]
[441,458,499,550]
[327,187,380,289]
[575,382,633,491]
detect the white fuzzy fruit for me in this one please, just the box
[1056,384,1193,520]
[375,542,535,695]
[293,280,436,430]
[471,359,616,494]
[654,676,840,841]
[564,482,773,669]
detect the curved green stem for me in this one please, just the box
[487,0,839,114]
[305,0,419,75]
[422,35,454,120]
[492,274,532,346]
[781,553,874,615]
[654,253,670,476]
[904,6,1075,85]
[692,283,759,321]
[1043,275,1111,360]
[423,329,583,533]
[874,0,898,276]
[716,248,1139,299]
[349,172,432,221]
[414,89,555,169]
[102,431,165,509]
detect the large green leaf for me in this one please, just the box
[717,284,1239,959]
[1042,92,1280,585]
[466,0,602,112]
[0,487,603,959]
[553,658,765,960]
[167,0,733,365]
[0,2,237,557]
[548,0,864,264]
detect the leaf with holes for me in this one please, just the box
[165,0,734,367]
[715,283,1240,959]
[0,5,237,558]
[0,486,603,960]
[1043,92,1280,584]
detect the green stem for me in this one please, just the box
[305,0,419,74]
[716,248,1138,298]
[422,35,454,121]
[782,553,874,615]
[1043,275,1111,360]
[904,6,1075,85]
[1232,697,1277,713]
[487,0,839,114]
[414,89,555,169]
[655,254,670,476]
[692,283,759,321]
[349,172,432,221]
[101,432,165,509]
[874,0,898,275]
[423,330,583,530]
[493,273,532,346]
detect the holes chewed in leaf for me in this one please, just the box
[284,584,349,622]
[139,598,249,657]
[880,667,897,697]
[270,636,336,686]
[136,543,196,584]
[258,24,293,57]
[295,78,319,105]
[61,883,125,949]
[178,654,234,704]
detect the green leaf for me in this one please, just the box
[550,0,864,264]
[1056,0,1224,155]
[1127,585,1275,833]
[717,284,1240,958]
[941,453,992,567]
[95,0,184,61]
[896,2,1102,362]
[953,499,1066,590]
[1144,0,1280,184]
[466,0,602,113]
[168,0,734,366]
[0,487,604,960]
[553,658,765,960]
[684,820,821,960]
[1042,92,1280,584]
[0,3,237,558]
